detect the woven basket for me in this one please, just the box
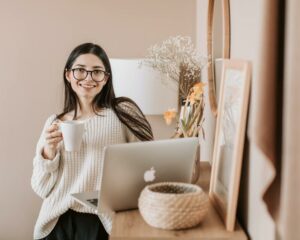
[138,182,209,230]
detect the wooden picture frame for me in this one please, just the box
[209,59,251,231]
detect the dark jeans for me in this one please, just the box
[39,209,108,240]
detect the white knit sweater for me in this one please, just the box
[31,108,138,239]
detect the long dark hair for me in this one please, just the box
[57,43,153,141]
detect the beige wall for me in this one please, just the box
[229,1,276,239]
[0,1,196,239]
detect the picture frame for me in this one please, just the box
[209,59,251,231]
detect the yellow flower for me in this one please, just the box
[192,82,206,95]
[164,108,177,125]
[187,82,206,105]
[188,92,196,105]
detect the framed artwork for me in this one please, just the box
[209,59,251,231]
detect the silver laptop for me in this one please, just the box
[71,137,199,213]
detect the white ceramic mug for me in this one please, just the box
[59,120,85,152]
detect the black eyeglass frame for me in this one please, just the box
[68,68,110,82]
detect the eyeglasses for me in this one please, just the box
[70,68,110,82]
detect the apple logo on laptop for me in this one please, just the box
[144,167,156,182]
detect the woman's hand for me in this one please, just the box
[42,122,63,160]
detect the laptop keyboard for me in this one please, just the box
[86,198,98,206]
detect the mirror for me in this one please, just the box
[209,60,251,231]
[207,0,231,116]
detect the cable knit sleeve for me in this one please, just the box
[31,114,61,199]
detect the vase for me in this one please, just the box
[191,144,201,184]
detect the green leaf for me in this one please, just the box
[181,119,187,130]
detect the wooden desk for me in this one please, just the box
[110,162,248,240]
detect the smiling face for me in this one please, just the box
[65,53,108,103]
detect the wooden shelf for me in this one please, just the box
[110,162,248,240]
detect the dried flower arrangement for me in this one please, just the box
[164,82,206,138]
[142,36,207,138]
[142,36,207,111]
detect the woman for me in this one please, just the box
[31,43,153,240]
